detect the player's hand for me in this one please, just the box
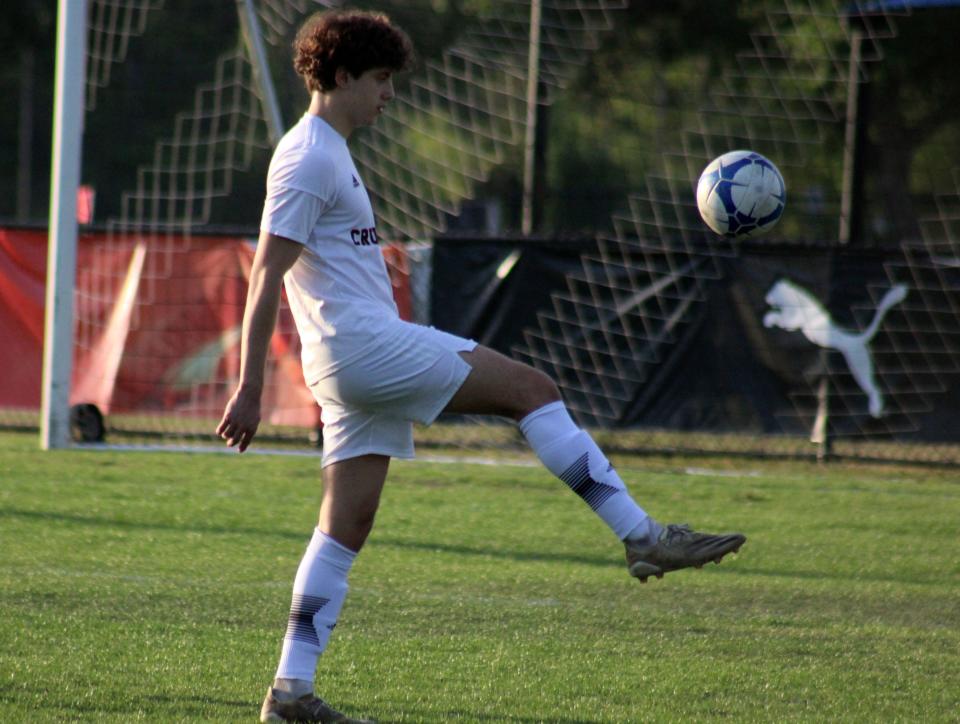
[216,387,261,452]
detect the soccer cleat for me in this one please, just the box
[625,523,746,583]
[260,687,375,723]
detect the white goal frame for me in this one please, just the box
[41,0,87,449]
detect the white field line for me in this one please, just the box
[684,466,761,478]
[71,442,540,467]
[72,443,759,477]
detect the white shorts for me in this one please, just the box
[309,320,477,466]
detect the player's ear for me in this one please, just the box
[334,67,351,89]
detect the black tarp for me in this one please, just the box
[431,236,960,441]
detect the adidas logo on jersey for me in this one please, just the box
[352,175,360,188]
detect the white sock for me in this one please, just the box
[274,528,356,684]
[519,401,662,542]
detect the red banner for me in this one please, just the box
[0,229,412,431]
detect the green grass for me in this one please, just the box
[1,430,958,722]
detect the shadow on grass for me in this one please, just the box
[369,538,932,586]
[371,536,619,569]
[1,682,600,723]
[4,506,932,586]
[0,505,308,541]
[143,692,252,709]
[0,506,620,569]
[372,706,601,724]
[0,684,250,716]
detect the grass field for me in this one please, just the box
[1,429,958,722]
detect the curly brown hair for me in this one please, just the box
[293,9,414,93]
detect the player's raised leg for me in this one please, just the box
[446,346,659,541]
[261,454,387,724]
[445,345,745,582]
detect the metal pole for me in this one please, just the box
[812,26,863,461]
[237,0,284,145]
[811,377,832,462]
[838,28,863,246]
[41,0,87,449]
[521,0,542,236]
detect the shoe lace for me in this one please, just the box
[662,523,692,544]
[302,695,337,718]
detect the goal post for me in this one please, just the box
[236,0,284,145]
[41,0,87,450]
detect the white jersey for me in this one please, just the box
[260,113,399,383]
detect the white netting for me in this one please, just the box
[89,0,628,246]
[355,1,628,240]
[515,1,954,440]
[81,31,281,435]
[70,0,629,439]
[256,0,339,46]
[106,49,271,237]
[86,0,165,111]
[45,0,960,452]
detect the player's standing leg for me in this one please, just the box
[445,346,745,581]
[260,454,387,724]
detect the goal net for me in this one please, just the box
[3,0,960,462]
[6,0,631,446]
[514,1,960,457]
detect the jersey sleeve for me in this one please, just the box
[260,148,338,244]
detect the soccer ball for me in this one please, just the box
[696,150,785,238]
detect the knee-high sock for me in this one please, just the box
[275,528,356,683]
[519,401,661,541]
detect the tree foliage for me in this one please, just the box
[1,0,958,246]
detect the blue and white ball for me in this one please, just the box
[696,150,785,238]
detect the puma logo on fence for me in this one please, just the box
[763,279,908,418]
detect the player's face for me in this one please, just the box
[345,67,395,127]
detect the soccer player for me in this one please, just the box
[217,10,746,723]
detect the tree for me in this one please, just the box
[858,7,960,246]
